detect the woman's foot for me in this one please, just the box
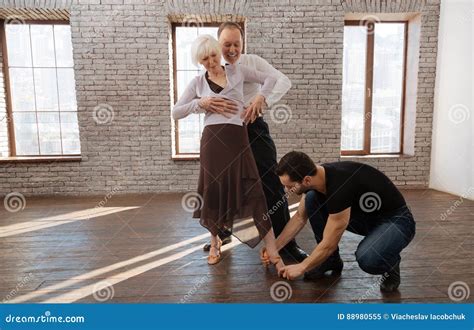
[207,238,222,265]
[203,235,232,251]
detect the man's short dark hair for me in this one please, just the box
[217,21,244,38]
[275,151,317,183]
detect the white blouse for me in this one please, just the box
[172,63,277,127]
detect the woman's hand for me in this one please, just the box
[199,97,238,118]
[242,94,266,124]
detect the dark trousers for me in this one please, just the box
[304,190,416,274]
[217,118,294,247]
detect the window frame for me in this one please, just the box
[341,20,408,156]
[0,19,81,159]
[171,21,245,157]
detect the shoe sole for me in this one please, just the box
[207,257,222,265]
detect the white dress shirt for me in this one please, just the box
[239,54,292,107]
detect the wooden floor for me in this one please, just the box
[0,189,472,303]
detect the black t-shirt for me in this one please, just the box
[322,161,406,218]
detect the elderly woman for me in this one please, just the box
[173,35,283,270]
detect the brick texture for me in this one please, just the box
[0,0,440,196]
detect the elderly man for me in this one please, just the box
[199,22,308,262]
[263,151,416,292]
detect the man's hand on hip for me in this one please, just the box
[242,94,267,124]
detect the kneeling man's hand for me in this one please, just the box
[278,263,305,280]
[260,246,270,267]
[260,247,286,273]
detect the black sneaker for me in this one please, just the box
[203,236,232,252]
[304,252,343,280]
[380,261,401,292]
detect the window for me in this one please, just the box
[2,22,80,157]
[171,21,244,156]
[341,20,407,155]
[172,23,221,155]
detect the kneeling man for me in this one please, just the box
[264,151,416,292]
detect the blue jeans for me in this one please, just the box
[305,190,416,275]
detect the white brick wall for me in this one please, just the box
[0,0,440,196]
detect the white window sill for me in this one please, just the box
[171,154,200,161]
[341,154,414,159]
[0,156,82,163]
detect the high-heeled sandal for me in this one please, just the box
[207,238,222,265]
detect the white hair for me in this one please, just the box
[190,34,221,67]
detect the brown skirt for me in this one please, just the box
[193,123,271,248]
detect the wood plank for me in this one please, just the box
[0,189,472,303]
